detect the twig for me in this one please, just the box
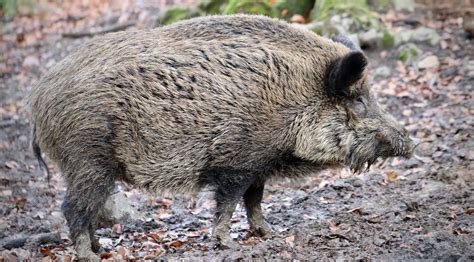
[0,119,16,128]
[1,232,61,249]
[62,22,136,38]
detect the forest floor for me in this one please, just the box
[0,2,473,261]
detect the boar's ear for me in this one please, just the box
[325,51,367,98]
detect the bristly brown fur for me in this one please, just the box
[28,14,414,257]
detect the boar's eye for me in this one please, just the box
[351,96,367,116]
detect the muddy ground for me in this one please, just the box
[0,2,473,261]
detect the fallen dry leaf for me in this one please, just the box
[143,253,159,260]
[167,240,182,248]
[185,231,201,238]
[117,246,127,257]
[410,227,423,234]
[243,236,260,245]
[385,171,399,182]
[347,207,364,215]
[40,256,52,262]
[318,180,330,189]
[157,209,173,219]
[158,198,173,208]
[15,197,27,211]
[327,219,338,231]
[148,230,167,242]
[285,235,295,247]
[112,223,122,235]
[453,227,470,235]
[99,252,113,260]
[5,161,19,170]
[63,255,72,262]
[465,208,474,215]
[198,227,209,233]
[39,247,55,260]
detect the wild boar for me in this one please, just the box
[28,14,415,260]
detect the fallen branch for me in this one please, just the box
[1,232,61,249]
[0,119,16,128]
[62,22,136,38]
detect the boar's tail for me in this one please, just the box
[32,125,51,188]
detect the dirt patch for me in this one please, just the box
[0,3,472,261]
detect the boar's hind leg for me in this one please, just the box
[243,179,273,237]
[61,165,117,260]
[210,170,256,248]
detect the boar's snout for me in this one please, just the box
[375,120,415,159]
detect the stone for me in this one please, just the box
[394,27,441,46]
[417,55,440,69]
[98,192,145,227]
[294,21,324,32]
[358,28,383,48]
[326,14,359,35]
[412,27,441,46]
[22,55,40,69]
[347,34,360,48]
[393,0,415,12]
[374,66,391,78]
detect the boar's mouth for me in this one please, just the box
[344,142,380,173]
[343,137,395,173]
[343,134,415,173]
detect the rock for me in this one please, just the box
[22,55,40,69]
[395,31,412,45]
[393,0,415,12]
[327,14,358,35]
[98,192,145,227]
[293,21,324,33]
[340,15,357,32]
[417,55,440,69]
[347,34,360,48]
[413,27,441,45]
[373,236,386,246]
[328,15,348,35]
[374,66,391,79]
[394,27,441,46]
[358,28,382,48]
[440,67,458,78]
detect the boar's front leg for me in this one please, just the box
[243,179,273,237]
[211,169,256,248]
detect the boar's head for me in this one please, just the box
[293,38,415,172]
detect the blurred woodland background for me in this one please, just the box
[1,0,473,261]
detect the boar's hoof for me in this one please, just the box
[77,252,100,262]
[75,233,100,262]
[250,223,275,238]
[213,235,237,249]
[91,237,101,253]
